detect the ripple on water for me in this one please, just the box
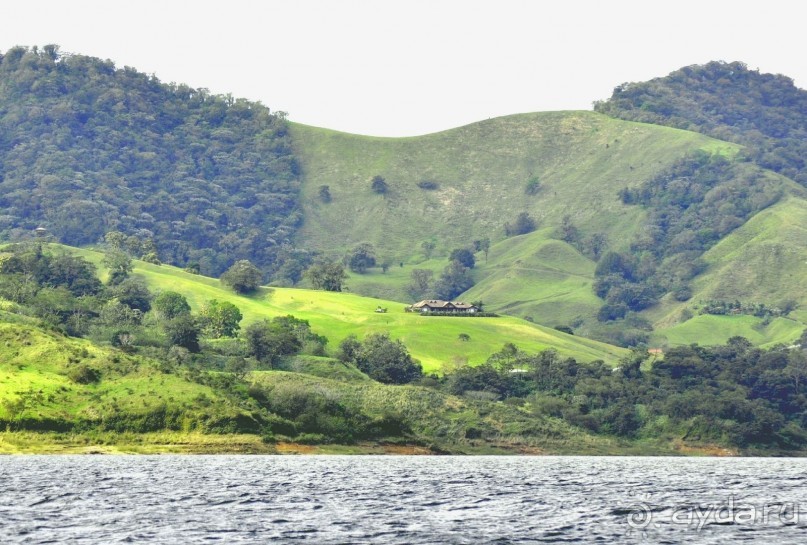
[2,456,807,544]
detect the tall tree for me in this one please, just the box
[305,261,347,292]
[220,260,262,294]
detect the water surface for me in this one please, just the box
[2,456,807,543]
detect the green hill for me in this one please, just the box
[0,45,298,277]
[290,111,737,326]
[291,111,734,262]
[290,111,807,345]
[65,245,626,370]
[0,318,633,455]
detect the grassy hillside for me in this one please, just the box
[64,246,627,370]
[291,111,734,261]
[290,112,806,346]
[463,230,602,327]
[289,110,738,326]
[0,317,632,455]
[0,320,240,432]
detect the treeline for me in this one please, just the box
[595,60,807,186]
[440,337,807,450]
[0,45,304,278]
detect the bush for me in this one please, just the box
[371,175,388,194]
[525,176,541,195]
[417,180,439,190]
[68,364,101,384]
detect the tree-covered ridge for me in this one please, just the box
[590,151,788,343]
[595,60,807,185]
[0,45,301,277]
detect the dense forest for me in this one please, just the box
[595,60,807,186]
[446,337,807,450]
[0,45,303,278]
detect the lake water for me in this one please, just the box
[2,455,807,543]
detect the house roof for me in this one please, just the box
[411,299,477,309]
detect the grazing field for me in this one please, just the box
[63,245,627,371]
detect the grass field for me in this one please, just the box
[653,314,804,348]
[0,321,229,425]
[62,245,627,370]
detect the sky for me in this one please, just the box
[1,0,804,136]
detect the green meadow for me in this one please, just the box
[63,245,627,371]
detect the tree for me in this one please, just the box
[421,240,436,259]
[337,335,363,363]
[594,251,635,280]
[104,231,127,250]
[305,261,347,292]
[99,299,143,326]
[345,243,377,273]
[225,356,251,379]
[318,185,332,203]
[584,233,608,260]
[433,260,474,300]
[272,315,328,355]
[103,249,133,286]
[525,176,541,195]
[163,315,201,353]
[153,291,191,320]
[341,333,422,384]
[244,319,302,366]
[559,215,581,246]
[112,277,153,312]
[371,175,388,194]
[449,248,475,269]
[474,237,491,262]
[199,299,243,338]
[220,260,262,293]
[407,268,433,300]
[505,212,536,236]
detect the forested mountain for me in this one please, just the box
[0,45,301,277]
[594,61,807,186]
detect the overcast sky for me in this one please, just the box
[2,0,804,136]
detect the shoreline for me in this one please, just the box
[2,431,790,456]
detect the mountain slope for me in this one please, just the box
[645,197,807,348]
[0,46,298,276]
[291,111,735,261]
[594,60,807,186]
[291,110,806,346]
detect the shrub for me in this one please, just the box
[68,364,101,384]
[525,176,541,195]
